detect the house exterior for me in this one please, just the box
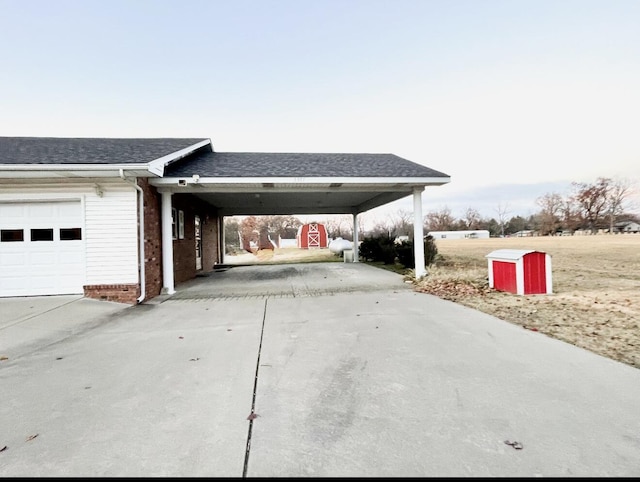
[613,221,640,233]
[0,137,218,303]
[0,137,451,302]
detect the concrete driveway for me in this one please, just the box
[1,263,640,477]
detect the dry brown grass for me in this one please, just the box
[414,235,640,369]
[224,247,341,265]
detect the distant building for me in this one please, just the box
[428,230,490,240]
[512,230,534,237]
[297,223,329,249]
[613,221,640,233]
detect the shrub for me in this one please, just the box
[359,235,397,264]
[395,235,438,269]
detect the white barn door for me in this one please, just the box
[307,223,320,248]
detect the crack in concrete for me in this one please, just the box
[243,297,268,477]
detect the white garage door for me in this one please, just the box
[0,201,85,297]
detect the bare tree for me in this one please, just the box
[461,207,482,230]
[389,209,414,238]
[605,177,633,233]
[535,192,564,235]
[561,196,582,233]
[239,216,259,252]
[260,215,302,243]
[495,202,511,237]
[572,177,610,234]
[369,218,394,238]
[356,212,369,240]
[223,216,241,251]
[424,206,456,231]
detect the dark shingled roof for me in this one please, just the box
[0,137,208,164]
[166,151,449,178]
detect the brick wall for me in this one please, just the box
[202,214,220,268]
[172,194,219,285]
[139,178,163,300]
[84,284,140,304]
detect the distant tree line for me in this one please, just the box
[386,176,638,238]
[223,177,639,250]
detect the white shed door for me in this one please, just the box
[0,201,85,297]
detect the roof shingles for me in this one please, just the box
[0,137,450,180]
[165,151,449,178]
[0,137,207,164]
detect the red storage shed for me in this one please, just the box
[297,222,329,249]
[485,249,552,295]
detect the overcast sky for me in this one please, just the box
[1,0,639,220]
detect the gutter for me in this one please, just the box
[0,163,149,171]
[119,169,146,304]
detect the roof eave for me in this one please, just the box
[0,164,153,178]
[147,139,212,176]
[150,176,451,187]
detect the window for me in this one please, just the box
[172,208,178,240]
[1,229,24,242]
[178,210,185,239]
[31,228,54,241]
[60,228,82,240]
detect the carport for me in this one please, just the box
[149,151,450,295]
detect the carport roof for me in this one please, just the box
[164,151,448,178]
[0,137,451,216]
[155,149,451,216]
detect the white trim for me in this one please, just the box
[150,176,451,186]
[0,168,153,179]
[162,192,175,295]
[515,259,525,295]
[0,164,148,171]
[119,170,146,304]
[352,214,359,262]
[0,192,87,202]
[147,139,211,176]
[487,259,495,288]
[485,249,536,261]
[178,210,185,239]
[171,208,178,240]
[545,254,553,294]
[413,187,426,278]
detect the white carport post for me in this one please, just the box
[352,212,359,262]
[161,190,175,294]
[413,187,426,278]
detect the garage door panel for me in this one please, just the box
[58,250,84,265]
[0,275,28,289]
[30,250,57,266]
[0,204,25,222]
[57,202,82,217]
[1,251,26,266]
[28,203,55,218]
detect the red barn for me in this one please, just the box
[486,249,552,295]
[297,222,328,249]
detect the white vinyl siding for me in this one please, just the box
[84,188,138,284]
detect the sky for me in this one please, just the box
[1,0,639,221]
